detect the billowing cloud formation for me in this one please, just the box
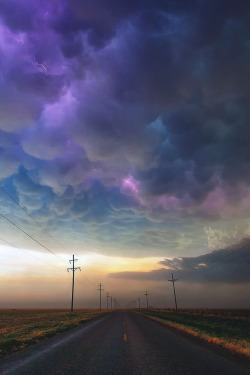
[109,237,250,283]
[0,1,250,256]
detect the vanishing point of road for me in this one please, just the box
[0,311,248,375]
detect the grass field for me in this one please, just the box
[0,309,108,358]
[138,308,250,358]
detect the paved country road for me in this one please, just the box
[0,311,249,375]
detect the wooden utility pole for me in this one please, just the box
[138,297,141,310]
[67,255,81,312]
[144,291,149,309]
[97,283,104,310]
[168,273,178,311]
[106,292,110,309]
[110,296,113,309]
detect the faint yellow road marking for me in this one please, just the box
[123,333,127,341]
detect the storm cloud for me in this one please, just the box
[109,237,250,283]
[0,1,250,256]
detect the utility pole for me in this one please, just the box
[97,283,104,310]
[67,255,81,312]
[110,296,113,309]
[145,291,149,309]
[106,292,110,309]
[138,297,140,310]
[113,297,119,308]
[168,273,178,311]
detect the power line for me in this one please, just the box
[0,236,65,272]
[81,269,98,288]
[74,274,103,299]
[0,212,64,263]
[73,264,101,290]
[0,186,70,254]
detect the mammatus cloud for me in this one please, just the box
[109,238,250,283]
[0,1,250,255]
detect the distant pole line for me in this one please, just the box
[106,292,110,309]
[97,283,104,310]
[138,297,140,310]
[110,296,113,309]
[168,273,178,311]
[67,255,81,312]
[113,298,119,308]
[144,291,149,309]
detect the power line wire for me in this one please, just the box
[82,269,98,288]
[0,236,65,272]
[0,189,101,291]
[0,212,65,263]
[0,186,70,253]
[76,274,96,290]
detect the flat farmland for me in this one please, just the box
[139,308,250,358]
[0,309,108,358]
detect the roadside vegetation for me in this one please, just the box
[0,309,108,358]
[138,308,250,358]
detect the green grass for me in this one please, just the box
[0,309,109,358]
[138,308,250,358]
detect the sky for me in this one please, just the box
[0,0,250,308]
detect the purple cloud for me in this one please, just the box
[0,1,250,256]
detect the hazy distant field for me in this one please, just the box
[139,308,250,358]
[0,309,108,358]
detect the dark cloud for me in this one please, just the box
[0,0,36,31]
[1,1,250,255]
[109,238,250,283]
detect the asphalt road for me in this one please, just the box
[0,311,248,375]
